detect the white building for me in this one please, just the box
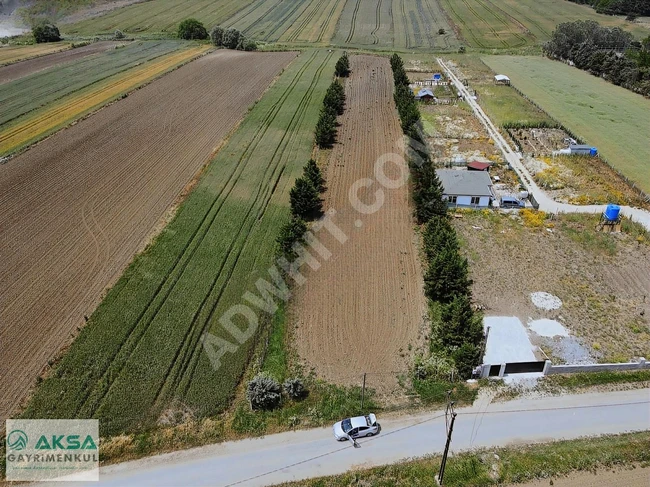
[436,169,494,208]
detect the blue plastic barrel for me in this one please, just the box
[604,204,620,221]
[589,147,598,156]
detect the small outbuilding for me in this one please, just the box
[432,73,442,81]
[494,74,510,85]
[467,161,490,171]
[415,88,434,101]
[436,169,494,208]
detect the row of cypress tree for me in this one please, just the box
[390,53,484,379]
[276,55,350,259]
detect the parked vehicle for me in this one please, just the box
[499,196,525,209]
[333,414,381,441]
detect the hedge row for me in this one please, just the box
[316,63,347,148]
[390,54,484,380]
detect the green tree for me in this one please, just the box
[412,163,448,224]
[303,159,325,193]
[439,295,484,350]
[223,28,242,49]
[315,107,337,148]
[323,80,346,115]
[452,343,482,379]
[422,216,456,261]
[33,23,61,43]
[177,19,208,40]
[276,217,308,259]
[424,245,472,303]
[209,25,224,46]
[335,53,350,77]
[290,177,323,220]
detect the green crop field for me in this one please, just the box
[0,41,182,127]
[62,0,257,36]
[483,56,650,194]
[332,0,459,49]
[22,49,338,435]
[441,0,648,49]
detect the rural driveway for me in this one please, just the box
[43,389,650,486]
[437,58,650,232]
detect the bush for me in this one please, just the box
[246,373,281,411]
[243,39,257,51]
[114,29,125,40]
[276,217,308,258]
[283,378,307,400]
[223,28,242,49]
[303,159,325,193]
[413,353,456,380]
[438,28,446,35]
[335,53,350,77]
[33,23,61,43]
[209,25,224,46]
[451,343,482,379]
[177,18,208,40]
[290,177,323,220]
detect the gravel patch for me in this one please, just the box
[528,319,569,338]
[530,292,562,311]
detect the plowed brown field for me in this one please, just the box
[0,41,124,84]
[293,55,425,391]
[0,49,296,424]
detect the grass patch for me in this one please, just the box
[412,379,478,406]
[475,84,554,127]
[261,303,289,382]
[482,56,650,194]
[545,370,650,390]
[279,431,650,486]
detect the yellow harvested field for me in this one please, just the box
[0,43,71,65]
[0,45,210,154]
[278,0,346,44]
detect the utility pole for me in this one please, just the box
[360,373,367,410]
[437,392,457,485]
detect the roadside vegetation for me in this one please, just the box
[278,432,650,486]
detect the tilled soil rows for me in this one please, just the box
[293,55,426,391]
[0,41,125,84]
[0,50,296,423]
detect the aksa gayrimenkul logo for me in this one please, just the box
[7,430,28,451]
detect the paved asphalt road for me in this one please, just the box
[45,388,649,487]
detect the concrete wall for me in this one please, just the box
[546,358,648,375]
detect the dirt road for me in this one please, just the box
[0,41,125,84]
[292,55,425,391]
[0,50,296,424]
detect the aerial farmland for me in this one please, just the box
[1,0,649,483]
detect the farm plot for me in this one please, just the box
[1,49,298,429]
[19,50,336,435]
[0,43,71,66]
[278,0,347,44]
[333,0,458,49]
[292,55,426,391]
[63,0,256,36]
[440,0,647,49]
[482,56,650,194]
[0,41,207,155]
[0,41,124,84]
[222,0,314,42]
[454,211,650,364]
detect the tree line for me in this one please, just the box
[390,54,484,380]
[545,20,650,97]
[564,0,650,18]
[246,56,351,411]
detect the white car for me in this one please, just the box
[333,414,381,441]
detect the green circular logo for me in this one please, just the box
[7,430,28,451]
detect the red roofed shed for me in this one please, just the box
[467,161,490,171]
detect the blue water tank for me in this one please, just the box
[604,204,620,221]
[590,147,598,156]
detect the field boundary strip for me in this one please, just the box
[0,46,210,156]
